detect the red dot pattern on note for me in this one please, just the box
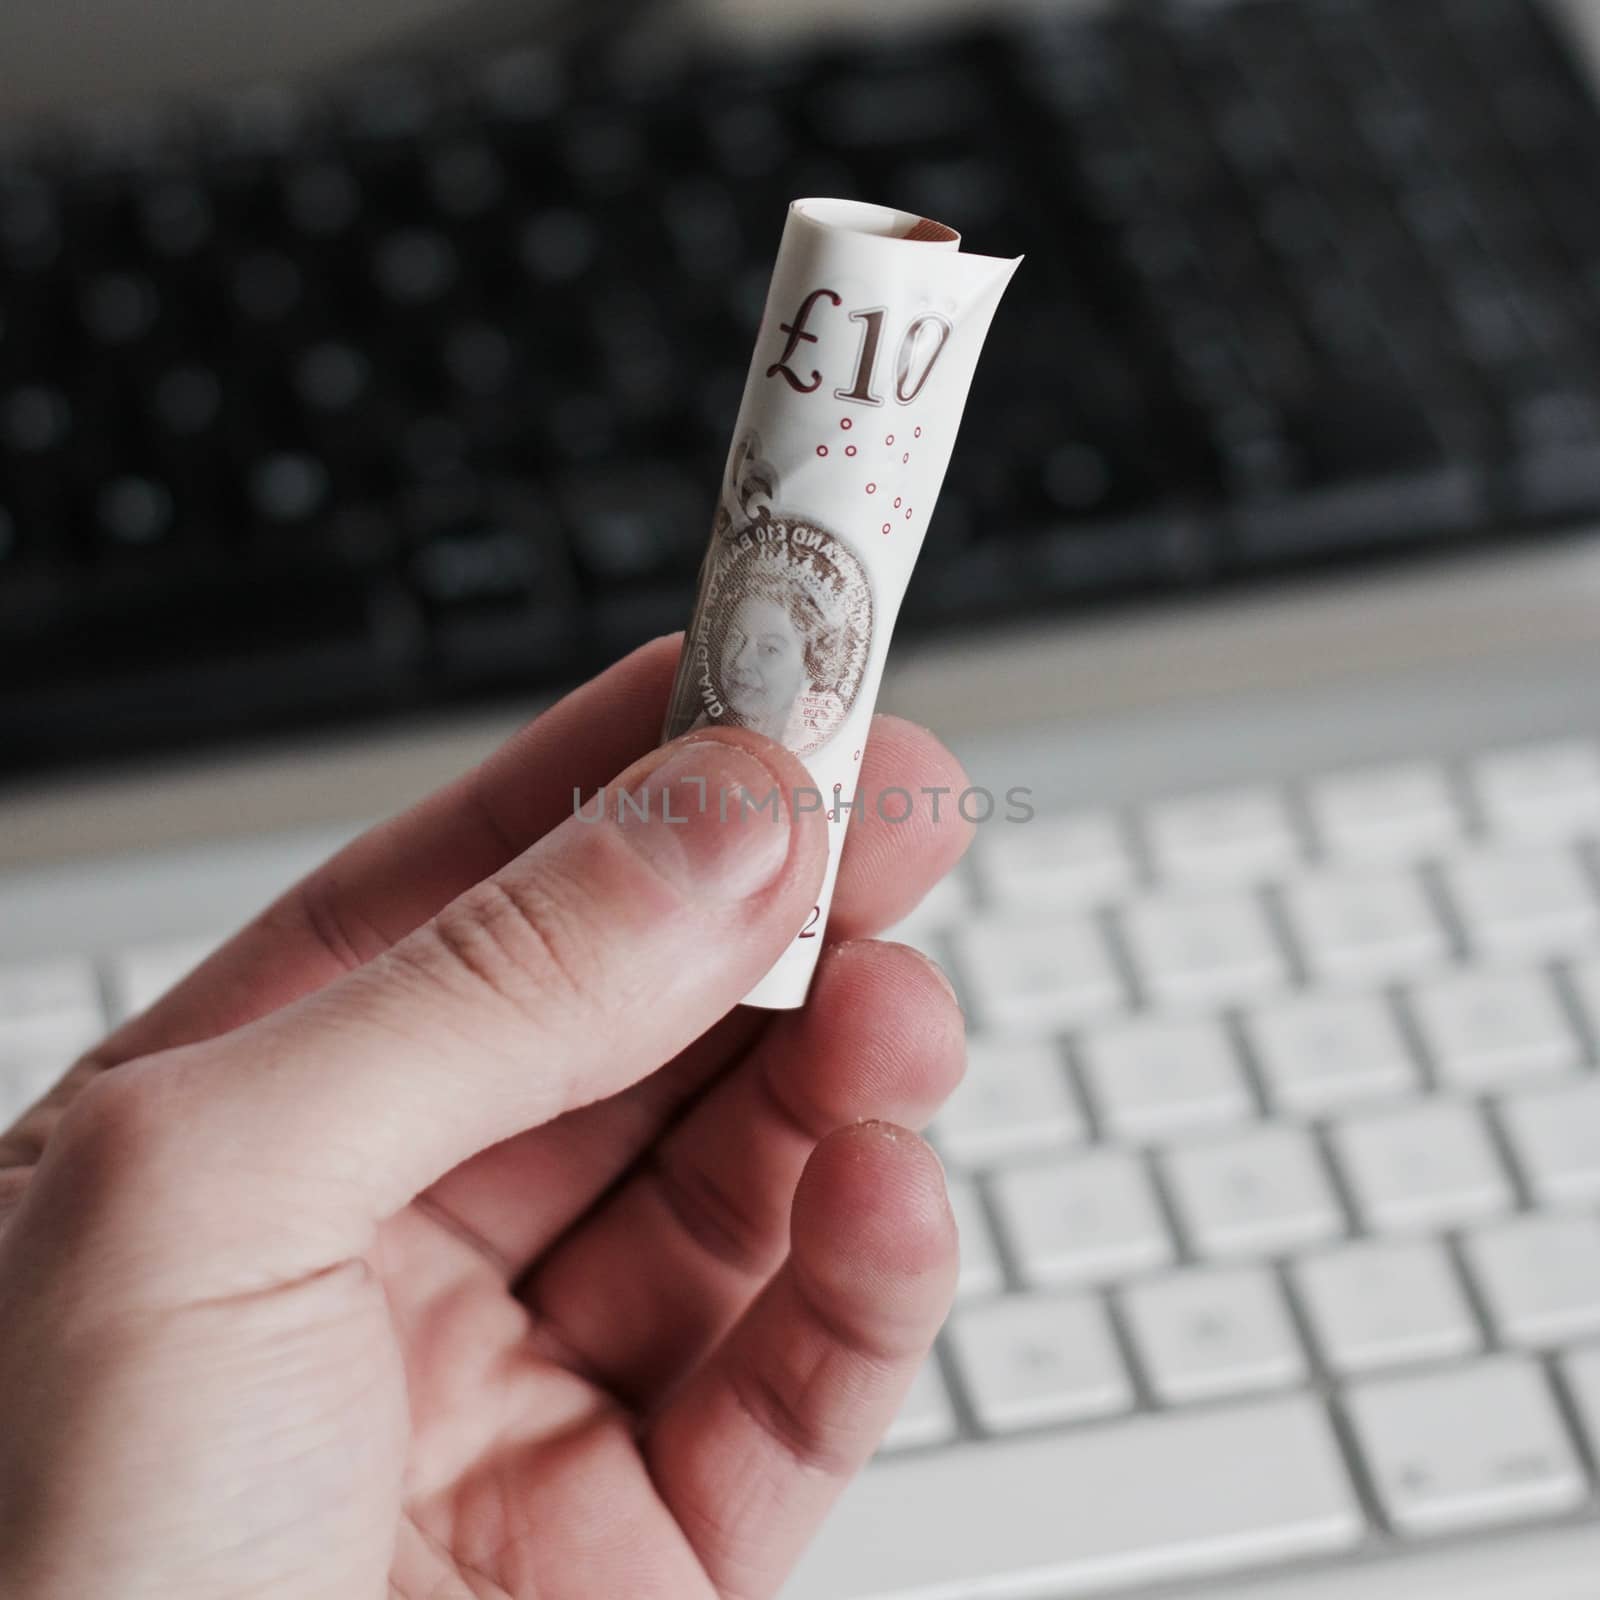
[809,421,927,535]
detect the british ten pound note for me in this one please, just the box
[662,198,1020,1008]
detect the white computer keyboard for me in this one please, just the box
[0,930,228,1122]
[787,735,1600,1597]
[4,738,1600,1599]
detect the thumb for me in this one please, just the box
[28,731,826,1271]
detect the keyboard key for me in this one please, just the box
[784,1394,1363,1598]
[1463,1214,1600,1348]
[401,481,581,678]
[1281,869,1448,983]
[441,321,513,397]
[974,811,1133,910]
[1345,1357,1585,1538]
[1123,1264,1306,1404]
[1,384,70,454]
[914,870,969,929]
[283,159,360,237]
[232,249,303,325]
[1293,1239,1479,1376]
[879,1356,958,1453]
[1571,951,1600,1040]
[946,1178,1005,1300]
[1500,1077,1600,1205]
[372,227,458,304]
[1307,761,1463,863]
[1474,739,1600,840]
[1409,967,1581,1088]
[1246,990,1419,1113]
[991,1151,1173,1288]
[934,1036,1084,1168]
[1120,891,1287,1010]
[1557,1345,1600,1463]
[1078,1014,1253,1140]
[296,340,372,414]
[426,138,506,219]
[340,67,432,144]
[949,1291,1133,1431]
[0,1052,74,1124]
[883,870,968,960]
[1163,1126,1344,1260]
[955,913,1125,1032]
[152,364,222,437]
[1447,846,1600,958]
[0,956,103,1058]
[249,452,331,527]
[520,207,598,283]
[1331,1099,1512,1232]
[108,936,221,1022]
[479,47,562,123]
[81,270,157,345]
[95,475,176,547]
[1144,786,1302,884]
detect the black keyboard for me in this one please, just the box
[5,0,1600,775]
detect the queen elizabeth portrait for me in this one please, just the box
[664,434,873,757]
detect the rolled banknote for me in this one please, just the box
[662,197,1021,1008]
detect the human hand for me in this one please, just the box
[0,635,970,1600]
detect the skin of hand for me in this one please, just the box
[0,634,971,1600]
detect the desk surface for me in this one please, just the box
[4,537,1599,871]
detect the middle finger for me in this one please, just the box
[517,937,964,1408]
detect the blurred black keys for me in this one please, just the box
[403,478,578,683]
[560,459,708,652]
[0,383,75,547]
[249,450,332,529]
[6,0,1600,776]
[93,473,177,549]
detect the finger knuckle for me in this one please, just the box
[0,1059,98,1171]
[281,873,389,970]
[728,1357,860,1479]
[49,1060,177,1188]
[418,865,605,1022]
[653,1142,781,1275]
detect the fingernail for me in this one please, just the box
[619,740,793,902]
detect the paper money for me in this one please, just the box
[662,198,1020,1008]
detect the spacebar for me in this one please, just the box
[781,1395,1365,1599]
